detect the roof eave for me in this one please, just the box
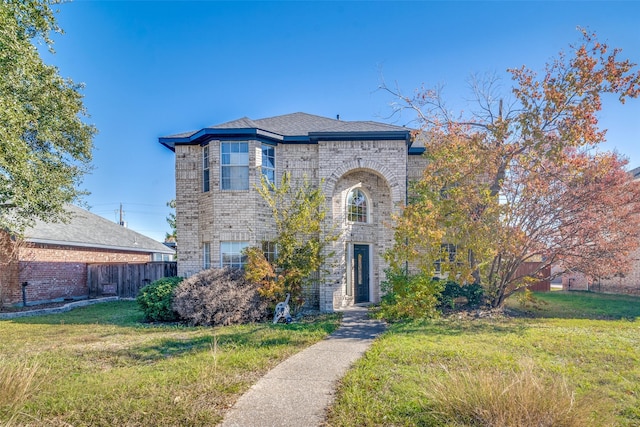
[159,128,284,150]
[25,238,176,255]
[309,130,411,142]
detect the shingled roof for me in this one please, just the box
[159,112,411,150]
[25,204,174,254]
[218,112,408,135]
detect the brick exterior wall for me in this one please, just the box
[561,175,640,296]
[175,143,202,276]
[320,140,406,311]
[175,137,408,312]
[408,153,429,183]
[175,140,270,278]
[562,246,640,296]
[1,240,151,306]
[0,232,20,306]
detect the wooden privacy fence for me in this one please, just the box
[87,262,177,298]
[515,262,551,292]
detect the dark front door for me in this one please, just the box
[354,244,370,303]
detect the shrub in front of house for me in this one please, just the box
[378,269,444,321]
[172,268,269,326]
[438,280,485,310]
[136,276,184,322]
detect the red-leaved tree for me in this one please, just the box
[385,29,640,307]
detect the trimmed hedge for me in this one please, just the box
[136,276,183,322]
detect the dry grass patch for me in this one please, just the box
[0,359,45,423]
[425,359,597,427]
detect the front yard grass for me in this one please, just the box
[327,291,640,426]
[0,300,340,426]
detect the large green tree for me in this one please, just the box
[0,0,95,233]
[385,30,640,308]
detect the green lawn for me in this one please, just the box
[0,301,340,426]
[327,291,640,426]
[4,293,639,426]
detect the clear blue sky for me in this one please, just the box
[42,1,640,242]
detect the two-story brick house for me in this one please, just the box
[160,112,427,311]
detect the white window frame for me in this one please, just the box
[220,241,249,269]
[202,145,210,192]
[221,142,249,191]
[434,243,462,276]
[346,188,370,223]
[262,241,278,263]
[203,242,211,269]
[261,144,276,186]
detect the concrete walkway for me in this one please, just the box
[220,306,386,427]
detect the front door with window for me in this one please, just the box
[353,244,370,303]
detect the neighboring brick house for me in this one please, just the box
[562,166,640,295]
[160,112,428,312]
[0,204,175,306]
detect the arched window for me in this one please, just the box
[347,189,368,223]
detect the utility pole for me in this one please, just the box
[119,203,126,227]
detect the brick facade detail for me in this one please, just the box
[173,130,410,312]
[562,246,640,296]
[1,239,151,306]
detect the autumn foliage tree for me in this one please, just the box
[244,173,336,312]
[386,29,640,308]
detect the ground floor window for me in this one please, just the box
[262,241,278,263]
[220,241,248,268]
[203,242,211,269]
[434,243,465,275]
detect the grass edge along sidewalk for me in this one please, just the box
[0,300,341,426]
[326,291,640,427]
[2,292,639,426]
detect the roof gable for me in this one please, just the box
[213,117,261,129]
[251,112,343,135]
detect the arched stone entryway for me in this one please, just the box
[322,160,404,310]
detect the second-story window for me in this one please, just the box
[202,145,210,192]
[221,142,249,190]
[261,144,275,186]
[347,188,369,223]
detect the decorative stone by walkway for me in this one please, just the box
[220,306,386,427]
